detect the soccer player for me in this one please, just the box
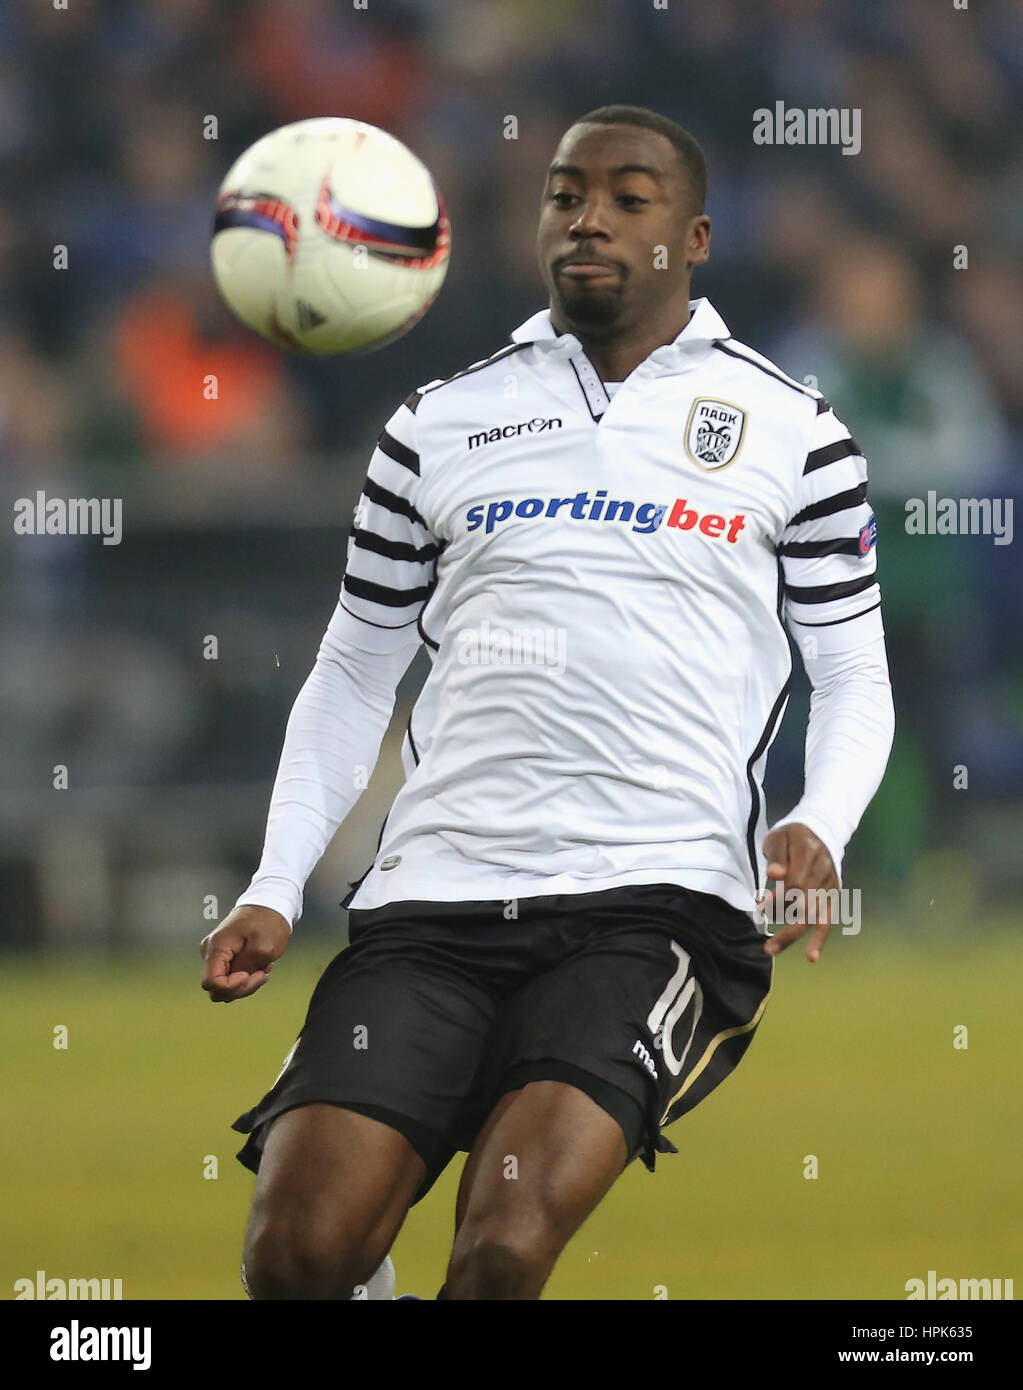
[201,105,895,1301]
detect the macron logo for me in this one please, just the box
[468,418,563,450]
[632,1039,659,1079]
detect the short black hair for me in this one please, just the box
[570,105,707,213]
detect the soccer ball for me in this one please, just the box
[210,117,450,356]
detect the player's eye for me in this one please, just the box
[618,194,647,209]
[549,190,576,207]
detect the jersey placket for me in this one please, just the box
[566,348,613,423]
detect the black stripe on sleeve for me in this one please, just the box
[777,536,861,558]
[342,573,435,608]
[789,599,882,629]
[352,529,440,563]
[362,477,428,528]
[403,390,423,415]
[376,427,420,476]
[816,396,832,415]
[784,572,877,604]
[338,599,419,632]
[803,436,862,476]
[789,482,868,526]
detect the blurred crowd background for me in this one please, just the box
[1,0,1021,946]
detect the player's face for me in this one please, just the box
[537,123,705,338]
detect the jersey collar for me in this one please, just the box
[509,297,731,364]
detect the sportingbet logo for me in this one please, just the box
[468,417,562,450]
[467,493,746,541]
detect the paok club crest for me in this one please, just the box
[684,397,747,470]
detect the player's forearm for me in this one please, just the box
[772,636,895,883]
[235,612,419,927]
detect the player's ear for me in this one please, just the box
[686,215,711,266]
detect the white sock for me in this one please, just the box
[351,1255,396,1301]
[241,1255,396,1300]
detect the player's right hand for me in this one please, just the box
[200,904,291,1002]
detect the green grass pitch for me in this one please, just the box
[2,922,1019,1300]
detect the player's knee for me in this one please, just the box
[446,1223,551,1300]
[243,1213,374,1300]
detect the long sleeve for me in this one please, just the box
[235,390,437,926]
[770,636,895,884]
[771,396,895,882]
[233,606,421,927]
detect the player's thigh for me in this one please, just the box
[245,1101,425,1263]
[453,1079,629,1254]
[235,919,505,1209]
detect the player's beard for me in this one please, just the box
[554,284,624,334]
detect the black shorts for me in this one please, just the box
[233,883,773,1204]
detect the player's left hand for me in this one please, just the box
[759,823,837,962]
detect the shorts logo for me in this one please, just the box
[859,514,878,555]
[632,1039,659,1080]
[684,398,747,471]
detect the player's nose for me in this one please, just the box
[567,198,614,239]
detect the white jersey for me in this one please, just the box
[237,297,893,924]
